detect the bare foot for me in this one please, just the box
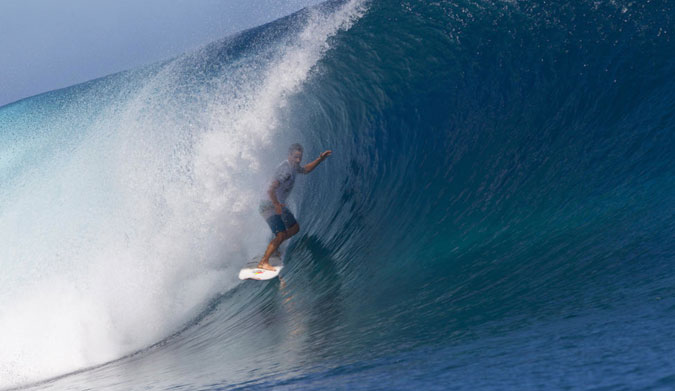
[256,262,276,271]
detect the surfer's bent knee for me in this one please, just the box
[274,232,285,244]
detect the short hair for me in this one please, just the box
[289,143,304,155]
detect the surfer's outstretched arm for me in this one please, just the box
[302,150,332,174]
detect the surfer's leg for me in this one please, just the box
[259,213,287,270]
[279,208,299,242]
[258,231,286,270]
[257,209,298,270]
[258,223,298,270]
[284,223,299,240]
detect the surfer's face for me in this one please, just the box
[289,150,303,167]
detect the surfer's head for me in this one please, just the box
[288,143,303,167]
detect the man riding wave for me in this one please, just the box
[257,143,332,271]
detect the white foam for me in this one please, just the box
[0,1,366,388]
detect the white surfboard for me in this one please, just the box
[238,255,283,281]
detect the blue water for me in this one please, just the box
[1,0,674,390]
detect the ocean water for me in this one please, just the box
[1,0,674,390]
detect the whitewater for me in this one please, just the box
[1,0,673,390]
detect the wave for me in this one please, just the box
[1,0,673,389]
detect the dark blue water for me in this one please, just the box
[1,0,674,390]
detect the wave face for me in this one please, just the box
[2,0,674,389]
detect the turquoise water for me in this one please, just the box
[1,0,674,390]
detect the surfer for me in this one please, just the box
[257,143,332,271]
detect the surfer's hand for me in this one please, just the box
[320,150,332,160]
[275,203,284,215]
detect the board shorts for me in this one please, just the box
[259,201,298,235]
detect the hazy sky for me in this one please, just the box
[0,0,323,107]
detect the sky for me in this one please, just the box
[0,0,323,107]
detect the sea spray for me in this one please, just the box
[0,1,366,387]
